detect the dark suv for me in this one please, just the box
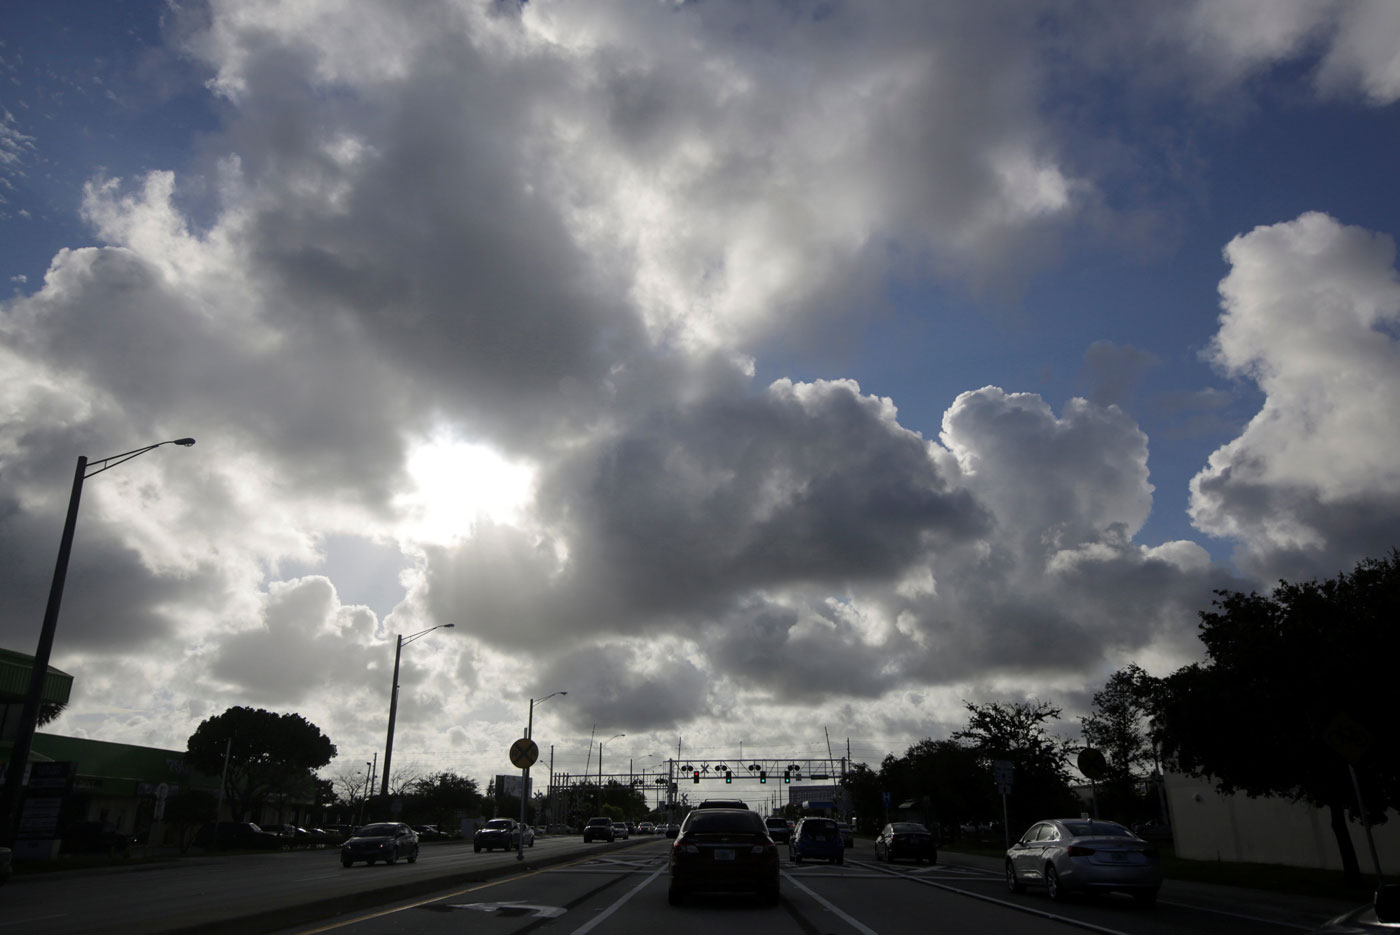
[583,817,616,842]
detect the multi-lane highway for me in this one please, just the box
[0,835,1357,935]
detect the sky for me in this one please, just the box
[2,1,1399,797]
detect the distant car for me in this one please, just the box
[789,817,844,864]
[638,822,656,835]
[764,816,793,844]
[412,824,450,842]
[341,822,419,867]
[837,822,855,848]
[875,822,936,864]
[1313,885,1400,933]
[669,807,779,906]
[194,821,284,850]
[613,821,630,840]
[1005,818,1160,905]
[663,822,680,838]
[474,818,519,852]
[583,817,616,843]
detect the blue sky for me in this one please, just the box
[3,1,1399,784]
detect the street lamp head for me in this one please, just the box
[443,623,455,628]
[173,438,196,447]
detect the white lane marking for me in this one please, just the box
[0,914,68,928]
[568,866,664,935]
[449,901,567,918]
[781,872,882,935]
[854,859,1137,935]
[1156,899,1317,931]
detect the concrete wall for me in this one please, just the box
[1166,771,1400,874]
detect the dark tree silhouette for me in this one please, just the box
[185,706,336,823]
[1151,551,1400,885]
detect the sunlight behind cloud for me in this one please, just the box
[396,435,537,545]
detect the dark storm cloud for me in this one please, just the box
[534,644,712,732]
[422,376,987,650]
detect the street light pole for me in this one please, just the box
[381,624,454,798]
[519,691,566,861]
[598,733,623,811]
[0,438,195,846]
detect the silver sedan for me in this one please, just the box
[1006,818,1161,906]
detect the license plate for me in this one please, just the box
[713,849,734,861]
[812,834,828,842]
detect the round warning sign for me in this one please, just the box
[510,737,539,769]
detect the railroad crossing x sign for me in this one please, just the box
[510,737,539,769]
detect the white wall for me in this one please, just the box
[1166,771,1400,874]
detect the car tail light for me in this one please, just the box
[673,840,700,854]
[1066,845,1096,857]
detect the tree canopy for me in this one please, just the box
[185,706,336,823]
[1150,551,1400,883]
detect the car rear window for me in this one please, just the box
[687,811,765,833]
[1061,821,1132,837]
[891,823,928,833]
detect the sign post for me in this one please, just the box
[993,760,1014,849]
[510,738,539,862]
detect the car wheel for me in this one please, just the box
[408,848,418,864]
[342,858,354,868]
[385,854,397,865]
[760,883,780,906]
[1005,860,1024,893]
[474,845,481,853]
[1133,889,1158,908]
[667,882,685,906]
[528,839,534,847]
[931,851,938,866]
[1045,864,1065,902]
[835,856,844,865]
[794,853,803,864]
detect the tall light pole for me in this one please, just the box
[598,733,623,811]
[518,691,566,860]
[381,624,455,797]
[0,437,195,846]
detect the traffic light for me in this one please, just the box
[725,770,732,783]
[693,771,700,784]
[759,770,767,783]
[783,768,791,783]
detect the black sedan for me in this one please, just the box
[875,822,937,864]
[340,822,419,867]
[475,818,519,852]
[668,808,779,906]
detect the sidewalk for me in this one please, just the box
[938,850,1357,930]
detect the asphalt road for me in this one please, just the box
[0,836,1359,935]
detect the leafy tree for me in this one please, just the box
[184,706,336,823]
[953,699,1079,833]
[409,771,481,829]
[1081,664,1160,822]
[879,739,994,838]
[840,762,884,833]
[1151,552,1400,885]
